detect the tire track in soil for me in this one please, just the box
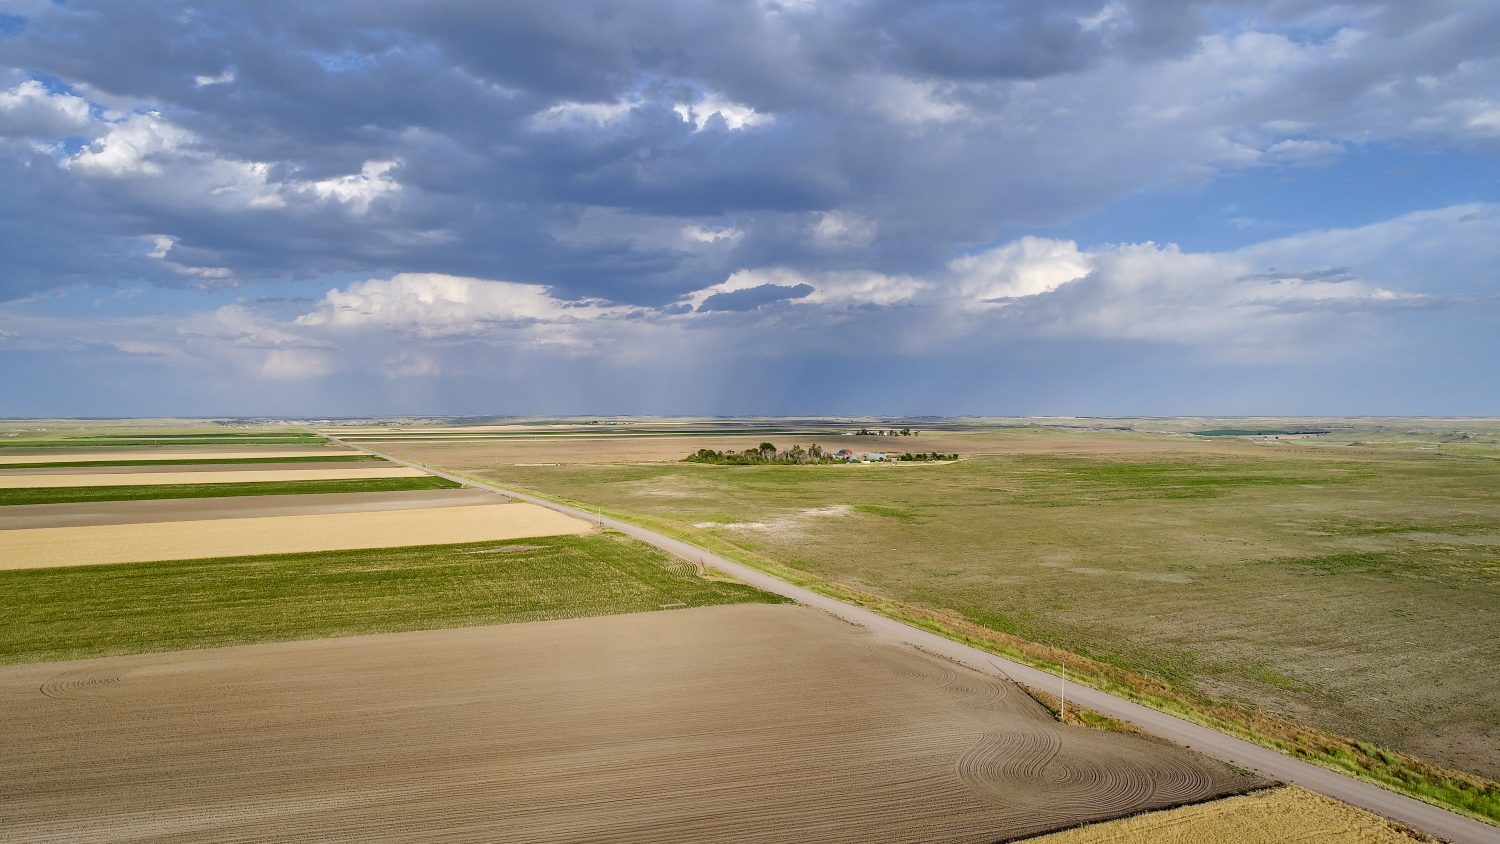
[1,604,1262,844]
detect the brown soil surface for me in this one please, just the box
[0,502,594,569]
[0,466,426,488]
[0,488,502,530]
[0,448,354,463]
[0,604,1259,844]
[1024,785,1436,843]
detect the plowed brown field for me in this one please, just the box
[0,604,1260,843]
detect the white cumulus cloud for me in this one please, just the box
[296,273,629,339]
[0,80,92,139]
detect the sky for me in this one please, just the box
[0,0,1497,417]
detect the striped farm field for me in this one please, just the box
[0,466,427,488]
[0,604,1260,843]
[0,475,459,507]
[0,455,380,469]
[0,534,779,664]
[0,436,325,447]
[0,449,355,464]
[0,501,593,569]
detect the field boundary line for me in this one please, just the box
[327,436,1500,844]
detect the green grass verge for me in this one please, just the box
[0,475,459,506]
[0,455,380,469]
[472,479,1500,826]
[0,533,786,665]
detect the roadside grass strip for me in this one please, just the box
[0,533,786,664]
[0,475,459,507]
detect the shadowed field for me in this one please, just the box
[0,604,1259,843]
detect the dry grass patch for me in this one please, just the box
[0,502,592,569]
[1023,786,1437,843]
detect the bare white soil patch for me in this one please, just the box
[0,502,593,569]
[696,503,854,532]
[0,466,426,488]
[0,604,1256,843]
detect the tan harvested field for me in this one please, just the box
[0,487,500,529]
[0,604,1259,844]
[0,460,386,476]
[0,448,353,463]
[0,465,426,488]
[1026,786,1435,843]
[0,502,593,569]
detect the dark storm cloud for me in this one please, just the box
[0,0,1496,308]
[697,281,814,312]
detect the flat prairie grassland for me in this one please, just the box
[0,474,459,506]
[1027,786,1436,844]
[0,533,784,664]
[378,425,1500,797]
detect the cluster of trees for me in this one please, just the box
[682,443,959,465]
[856,427,917,436]
[684,442,843,465]
[895,451,958,462]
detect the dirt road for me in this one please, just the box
[333,437,1500,844]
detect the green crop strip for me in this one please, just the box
[0,475,459,506]
[0,533,786,665]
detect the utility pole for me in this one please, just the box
[1061,665,1067,722]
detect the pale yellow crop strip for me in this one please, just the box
[0,467,427,488]
[0,502,594,569]
[0,450,357,464]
